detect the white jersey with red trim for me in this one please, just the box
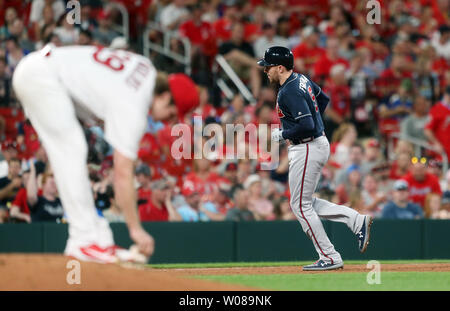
[44,44,155,121]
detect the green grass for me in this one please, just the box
[148,259,450,269]
[148,260,450,291]
[196,272,450,291]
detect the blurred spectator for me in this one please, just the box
[275,15,291,40]
[79,2,98,32]
[99,186,125,223]
[0,140,19,178]
[423,192,448,219]
[381,180,424,219]
[253,23,289,59]
[431,24,450,60]
[0,157,21,222]
[414,56,440,105]
[177,182,220,222]
[361,174,387,217]
[26,163,64,223]
[207,186,231,220]
[160,0,190,30]
[378,79,413,138]
[312,36,349,83]
[336,165,363,206]
[389,152,412,180]
[222,161,241,197]
[179,4,216,57]
[292,26,324,75]
[218,22,261,98]
[376,54,413,98]
[92,166,114,211]
[329,123,358,168]
[444,170,450,193]
[265,0,285,26]
[9,18,35,52]
[5,36,27,73]
[34,4,56,43]
[184,158,221,197]
[92,10,118,46]
[136,164,152,206]
[334,143,369,186]
[225,188,255,221]
[244,174,275,220]
[9,169,31,223]
[323,64,351,138]
[434,190,450,219]
[53,13,80,45]
[0,57,11,106]
[427,158,445,182]
[29,0,65,29]
[0,7,18,40]
[400,95,430,141]
[77,29,93,46]
[402,161,442,208]
[347,49,376,136]
[363,138,385,172]
[273,197,295,220]
[424,86,450,160]
[212,2,241,43]
[394,139,414,157]
[139,179,181,222]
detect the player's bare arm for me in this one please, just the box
[113,150,154,257]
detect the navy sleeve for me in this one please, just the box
[282,116,316,140]
[312,80,329,115]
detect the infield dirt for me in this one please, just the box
[1,254,449,290]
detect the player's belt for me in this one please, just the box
[291,132,325,145]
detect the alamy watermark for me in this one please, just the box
[366,0,381,25]
[66,0,81,25]
[66,259,81,285]
[366,260,381,285]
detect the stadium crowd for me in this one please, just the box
[0,0,450,224]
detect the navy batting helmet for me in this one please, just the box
[257,46,294,70]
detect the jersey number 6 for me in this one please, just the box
[92,46,129,71]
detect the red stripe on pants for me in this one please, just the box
[299,144,334,265]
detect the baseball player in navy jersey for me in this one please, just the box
[258,46,373,271]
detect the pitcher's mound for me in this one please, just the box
[0,254,253,291]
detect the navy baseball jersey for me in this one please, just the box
[276,73,329,141]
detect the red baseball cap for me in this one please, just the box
[168,73,200,119]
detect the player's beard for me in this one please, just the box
[267,71,279,86]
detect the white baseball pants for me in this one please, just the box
[12,51,115,251]
[288,135,365,264]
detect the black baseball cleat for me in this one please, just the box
[302,260,344,271]
[357,215,373,253]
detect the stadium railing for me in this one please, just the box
[213,54,257,105]
[107,2,129,44]
[142,22,192,75]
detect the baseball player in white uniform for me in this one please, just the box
[259,46,373,271]
[13,44,176,264]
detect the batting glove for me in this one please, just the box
[271,128,284,142]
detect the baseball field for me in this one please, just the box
[1,254,449,291]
